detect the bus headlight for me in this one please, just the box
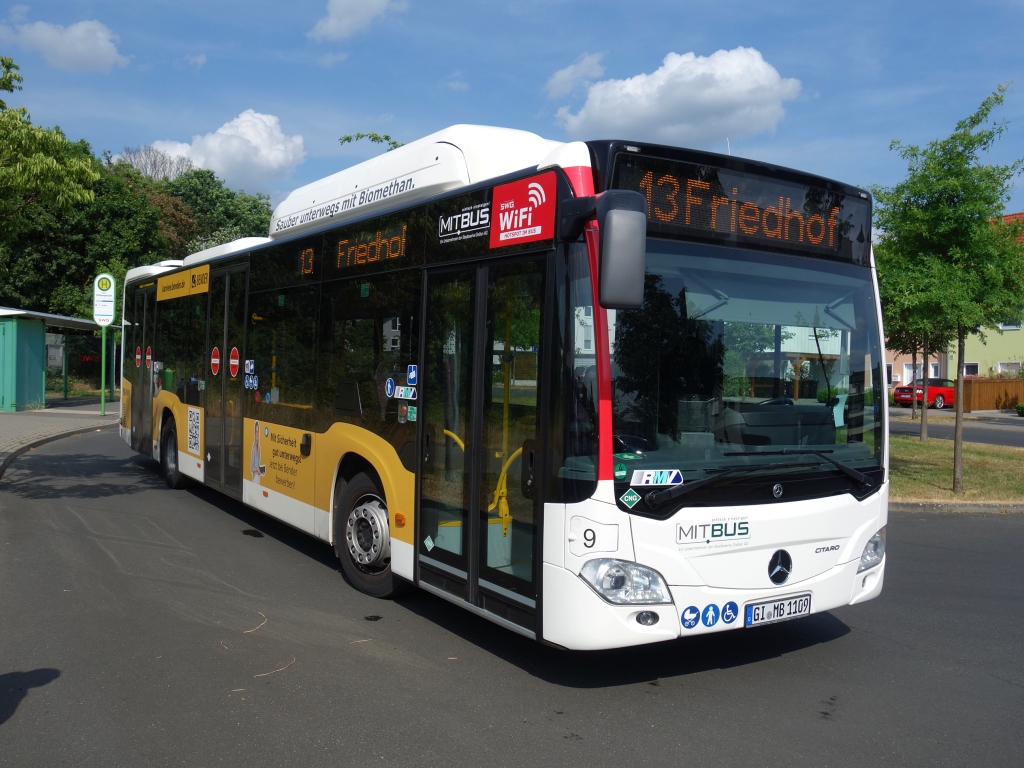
[579,559,672,605]
[858,527,886,573]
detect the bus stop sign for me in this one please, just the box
[93,273,116,327]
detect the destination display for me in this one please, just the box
[612,153,871,264]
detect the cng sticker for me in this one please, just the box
[619,488,642,509]
[614,463,628,481]
[211,347,220,376]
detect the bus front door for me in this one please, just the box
[131,285,156,456]
[204,266,248,496]
[418,255,550,633]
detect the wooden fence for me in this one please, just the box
[961,378,1024,412]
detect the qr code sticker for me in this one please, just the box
[187,407,201,455]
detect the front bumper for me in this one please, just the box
[542,556,885,650]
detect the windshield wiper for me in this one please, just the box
[644,461,823,510]
[724,449,876,488]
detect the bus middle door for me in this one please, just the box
[204,265,248,496]
[418,254,551,635]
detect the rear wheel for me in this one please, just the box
[933,394,945,409]
[161,420,188,489]
[334,472,401,598]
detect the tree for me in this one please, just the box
[874,86,1024,491]
[121,144,194,181]
[875,248,956,435]
[0,58,98,243]
[162,168,271,246]
[0,156,167,319]
[339,132,404,151]
[0,57,23,109]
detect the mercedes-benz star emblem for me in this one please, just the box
[772,483,783,498]
[768,550,792,585]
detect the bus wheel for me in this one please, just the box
[160,420,188,490]
[334,472,399,598]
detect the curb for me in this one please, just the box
[0,423,119,482]
[889,501,1024,514]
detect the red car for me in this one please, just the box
[893,378,956,409]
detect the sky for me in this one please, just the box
[4,1,1024,213]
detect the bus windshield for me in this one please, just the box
[608,239,884,500]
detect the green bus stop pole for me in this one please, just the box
[63,333,68,400]
[100,326,107,416]
[109,332,115,401]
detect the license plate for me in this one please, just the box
[745,594,811,627]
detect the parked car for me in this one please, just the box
[893,378,956,409]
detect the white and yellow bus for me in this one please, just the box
[120,125,887,650]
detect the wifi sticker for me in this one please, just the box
[489,171,557,249]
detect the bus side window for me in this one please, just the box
[247,285,319,430]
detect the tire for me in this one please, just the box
[333,472,401,598]
[933,394,945,409]
[161,420,188,489]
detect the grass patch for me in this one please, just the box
[889,434,1024,502]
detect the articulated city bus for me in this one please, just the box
[120,125,887,650]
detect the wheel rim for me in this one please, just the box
[345,495,391,572]
[935,396,944,409]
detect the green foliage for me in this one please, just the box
[0,56,24,109]
[0,106,99,243]
[0,157,165,320]
[1016,402,1024,416]
[874,85,1024,343]
[873,85,1024,492]
[162,168,271,241]
[817,387,849,403]
[339,132,404,151]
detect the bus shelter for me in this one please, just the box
[0,307,100,412]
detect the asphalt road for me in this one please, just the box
[888,414,1024,448]
[1,432,1022,767]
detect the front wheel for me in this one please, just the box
[161,420,188,489]
[333,472,401,598]
[933,394,945,409]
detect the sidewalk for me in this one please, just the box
[0,396,120,480]
[888,408,1023,427]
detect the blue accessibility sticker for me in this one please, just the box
[385,377,395,398]
[721,601,739,624]
[701,604,720,627]
[407,364,418,386]
[681,606,700,629]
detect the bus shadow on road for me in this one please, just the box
[0,443,168,500]
[397,592,852,688]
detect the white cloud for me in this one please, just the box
[0,19,129,73]
[545,52,604,99]
[9,5,29,23]
[447,71,468,91]
[153,110,306,192]
[185,53,206,69]
[317,51,348,68]
[556,47,800,147]
[308,0,404,41]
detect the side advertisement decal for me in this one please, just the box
[156,264,211,301]
[243,419,315,506]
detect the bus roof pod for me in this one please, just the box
[268,124,582,240]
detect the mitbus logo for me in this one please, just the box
[489,171,557,249]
